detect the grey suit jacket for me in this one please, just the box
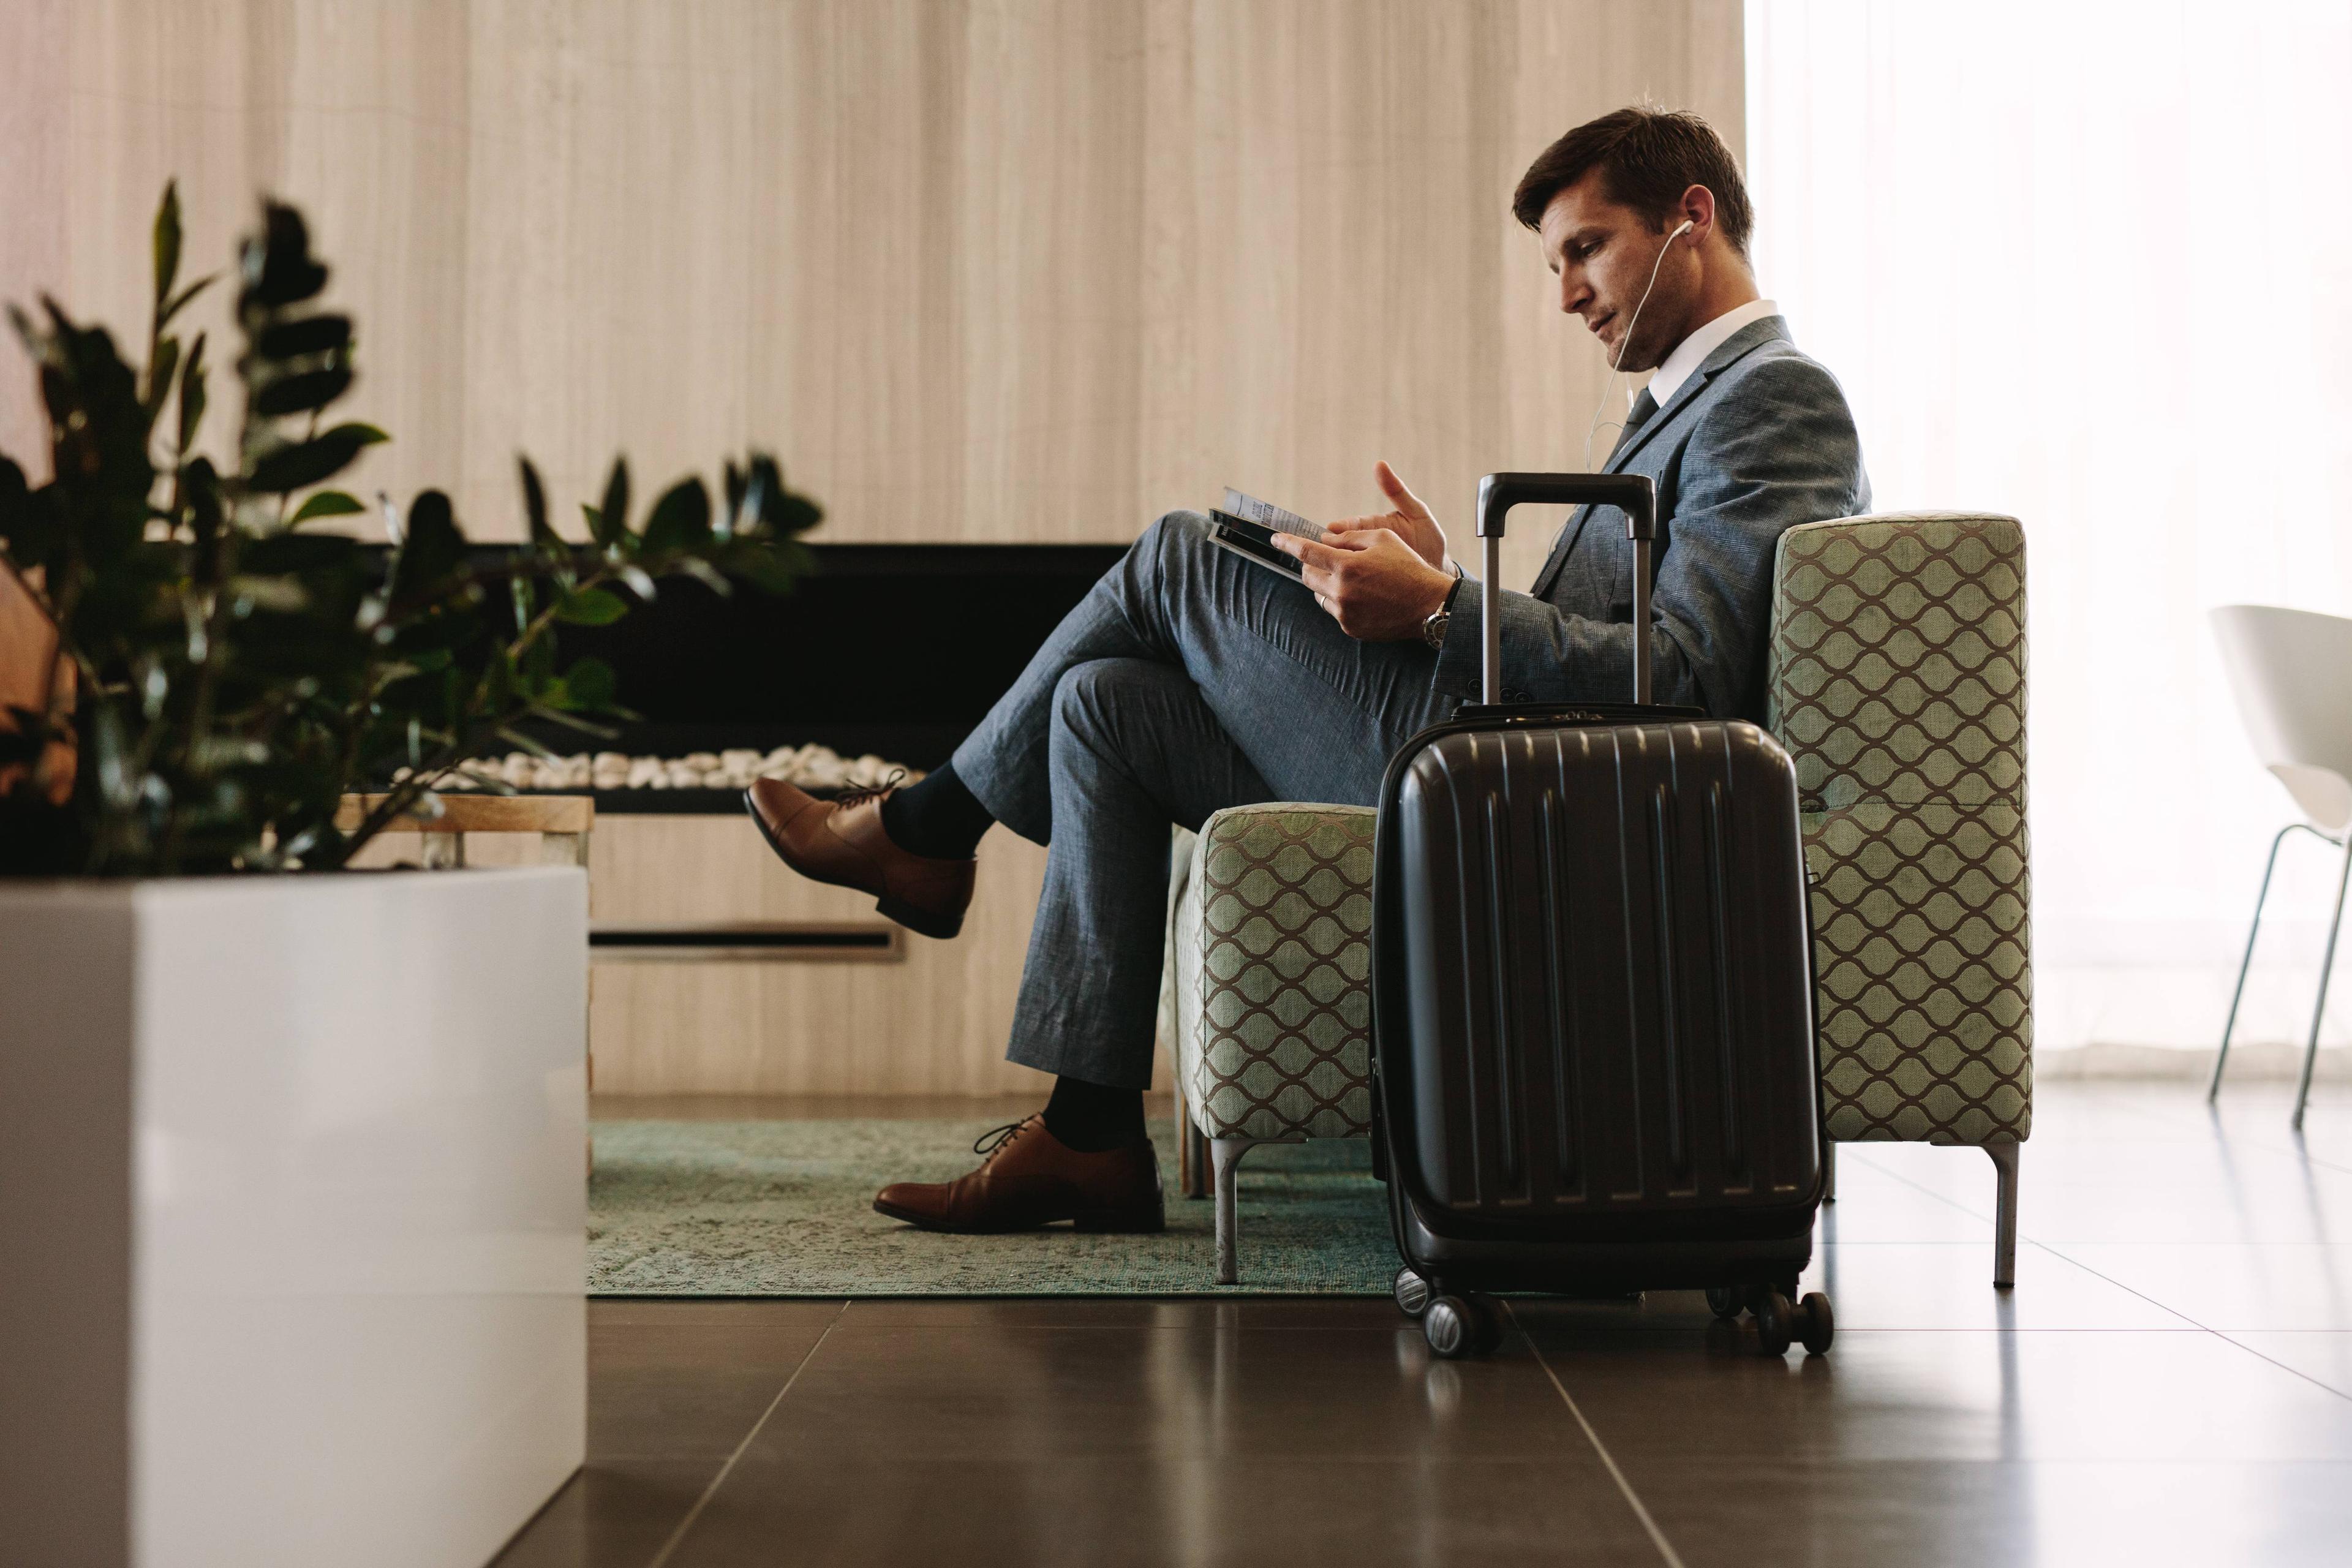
[1430,315,1869,720]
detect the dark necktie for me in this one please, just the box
[1611,387,1660,461]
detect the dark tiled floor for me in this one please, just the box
[498,1081,2352,1567]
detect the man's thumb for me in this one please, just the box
[1376,460,1428,516]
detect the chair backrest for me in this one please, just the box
[2209,604,2352,834]
[1766,512,2027,813]
[1766,511,2032,1147]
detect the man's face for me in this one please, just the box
[1539,173,1687,374]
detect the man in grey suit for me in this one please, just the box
[745,106,1869,1232]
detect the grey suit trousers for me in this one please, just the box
[951,509,1452,1090]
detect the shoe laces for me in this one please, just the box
[971,1118,1029,1163]
[833,767,908,812]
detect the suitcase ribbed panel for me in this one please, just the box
[1390,719,1817,1235]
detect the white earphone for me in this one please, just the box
[1581,218,1697,469]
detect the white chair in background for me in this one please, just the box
[2209,605,2352,1128]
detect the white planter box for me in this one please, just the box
[0,867,588,1568]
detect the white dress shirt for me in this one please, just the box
[1641,297,1780,412]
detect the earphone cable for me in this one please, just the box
[1581,221,1691,470]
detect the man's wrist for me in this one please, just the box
[1427,564,1463,620]
[1419,569,1464,649]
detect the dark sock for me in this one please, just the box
[878,759,994,859]
[1042,1076,1147,1153]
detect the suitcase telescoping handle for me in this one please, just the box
[1473,472,1658,706]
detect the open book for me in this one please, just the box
[1205,489,1324,581]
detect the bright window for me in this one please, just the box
[1746,1,2352,1053]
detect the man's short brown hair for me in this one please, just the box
[1511,107,1753,257]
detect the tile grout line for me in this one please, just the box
[2014,1244,2352,1406]
[645,1299,853,1568]
[1847,1147,2352,1403]
[1507,1303,1688,1568]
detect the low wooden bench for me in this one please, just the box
[335,792,594,870]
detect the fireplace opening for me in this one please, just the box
[407,542,1129,813]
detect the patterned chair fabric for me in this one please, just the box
[1166,804,1376,1141]
[1765,513,2034,1145]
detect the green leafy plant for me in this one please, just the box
[0,184,817,875]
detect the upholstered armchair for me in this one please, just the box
[1161,511,2033,1287]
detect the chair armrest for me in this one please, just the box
[1167,803,1377,1140]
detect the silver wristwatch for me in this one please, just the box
[1422,569,1463,651]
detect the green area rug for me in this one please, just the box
[588,1118,1395,1296]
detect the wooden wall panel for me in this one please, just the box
[5,1,1743,1095]
[2,0,1744,587]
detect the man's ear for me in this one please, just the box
[1677,183,1719,246]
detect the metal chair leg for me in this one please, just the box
[2296,836,2352,1131]
[1210,1136,1300,1285]
[1823,1139,1836,1203]
[1988,1142,2019,1287]
[1210,1139,1257,1285]
[1171,1076,1196,1197]
[2214,823,2300,1100]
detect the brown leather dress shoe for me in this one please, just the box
[743,776,976,939]
[873,1115,1166,1234]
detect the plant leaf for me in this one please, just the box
[593,459,629,549]
[0,461,61,567]
[560,655,617,710]
[176,332,208,453]
[552,587,628,625]
[158,273,218,331]
[153,180,182,307]
[242,202,328,308]
[494,726,560,761]
[252,364,353,418]
[255,313,350,362]
[246,421,386,492]
[0,455,28,546]
[520,456,559,548]
[639,477,712,556]
[387,489,466,605]
[723,538,806,596]
[288,489,365,525]
[145,334,181,426]
[521,706,620,741]
[676,556,733,596]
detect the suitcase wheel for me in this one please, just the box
[1705,1286,1743,1321]
[1797,1291,1835,1355]
[1754,1289,1835,1357]
[1393,1266,1431,1320]
[1423,1291,1504,1359]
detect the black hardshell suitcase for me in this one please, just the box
[1372,472,1833,1359]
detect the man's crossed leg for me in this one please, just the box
[744,508,1452,1231]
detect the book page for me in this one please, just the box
[1219,488,1326,545]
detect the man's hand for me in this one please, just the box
[1324,461,1451,572]
[1271,524,1457,643]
